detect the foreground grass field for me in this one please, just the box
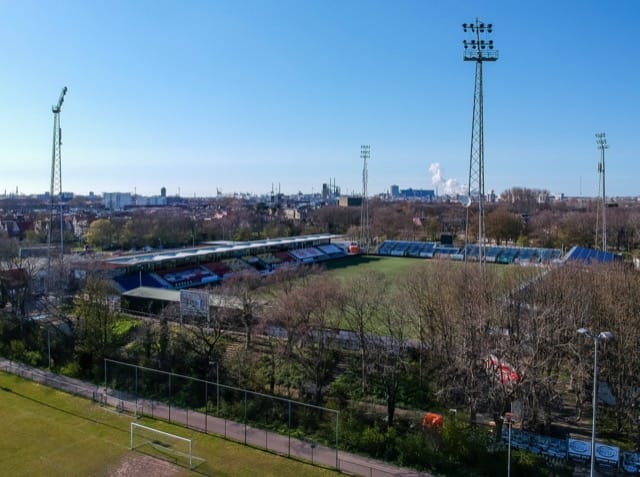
[0,372,340,477]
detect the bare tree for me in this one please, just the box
[369,297,411,427]
[398,261,460,386]
[266,273,342,404]
[220,269,264,349]
[341,270,389,393]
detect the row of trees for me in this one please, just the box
[77,197,640,254]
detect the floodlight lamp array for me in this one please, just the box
[462,22,493,33]
[463,39,494,50]
[595,132,608,149]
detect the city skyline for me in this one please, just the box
[1,1,638,198]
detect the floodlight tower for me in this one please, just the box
[47,86,68,287]
[360,145,370,250]
[462,19,498,267]
[596,133,608,252]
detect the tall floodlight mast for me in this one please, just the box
[462,19,498,268]
[360,145,370,250]
[47,86,68,288]
[596,133,608,252]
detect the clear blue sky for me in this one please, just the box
[1,0,638,198]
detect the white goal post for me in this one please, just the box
[130,422,193,469]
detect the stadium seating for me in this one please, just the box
[376,239,566,267]
[158,265,218,289]
[564,246,617,264]
[538,248,562,263]
[485,246,502,263]
[433,245,461,258]
[418,242,436,258]
[288,247,327,263]
[377,241,395,255]
[462,244,480,260]
[496,248,517,264]
[257,253,281,265]
[113,272,167,291]
[274,251,296,263]
[376,240,420,257]
[204,261,232,277]
[224,258,253,272]
[317,244,347,258]
[515,247,536,264]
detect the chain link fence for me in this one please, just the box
[0,357,424,477]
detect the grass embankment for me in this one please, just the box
[0,372,339,477]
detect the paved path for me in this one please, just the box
[0,359,433,477]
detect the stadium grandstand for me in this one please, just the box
[99,234,347,292]
[376,240,564,265]
[563,246,619,264]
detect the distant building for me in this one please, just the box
[103,192,132,211]
[103,192,167,210]
[397,188,435,200]
[322,183,330,200]
[136,195,168,207]
[338,196,363,207]
[389,185,434,200]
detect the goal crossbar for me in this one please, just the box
[130,422,193,469]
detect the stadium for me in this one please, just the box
[90,231,617,295]
[70,231,621,319]
[100,233,347,292]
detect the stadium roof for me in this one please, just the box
[122,286,179,302]
[104,233,341,269]
[122,286,253,310]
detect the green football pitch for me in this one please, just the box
[322,255,425,282]
[0,372,339,477]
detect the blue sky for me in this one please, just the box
[1,0,638,198]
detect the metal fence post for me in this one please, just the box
[205,381,208,433]
[244,390,248,445]
[288,400,292,457]
[336,410,340,469]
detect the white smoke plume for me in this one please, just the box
[429,163,466,196]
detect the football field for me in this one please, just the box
[0,372,339,477]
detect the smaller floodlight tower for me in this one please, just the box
[596,132,608,252]
[360,145,370,250]
[462,19,498,268]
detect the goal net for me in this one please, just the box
[130,422,201,469]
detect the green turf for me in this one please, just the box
[324,254,542,291]
[322,254,424,283]
[0,372,340,477]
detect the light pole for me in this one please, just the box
[578,327,613,477]
[595,133,608,252]
[504,411,513,477]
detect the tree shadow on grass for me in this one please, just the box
[0,384,129,434]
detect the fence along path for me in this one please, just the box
[0,358,430,477]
